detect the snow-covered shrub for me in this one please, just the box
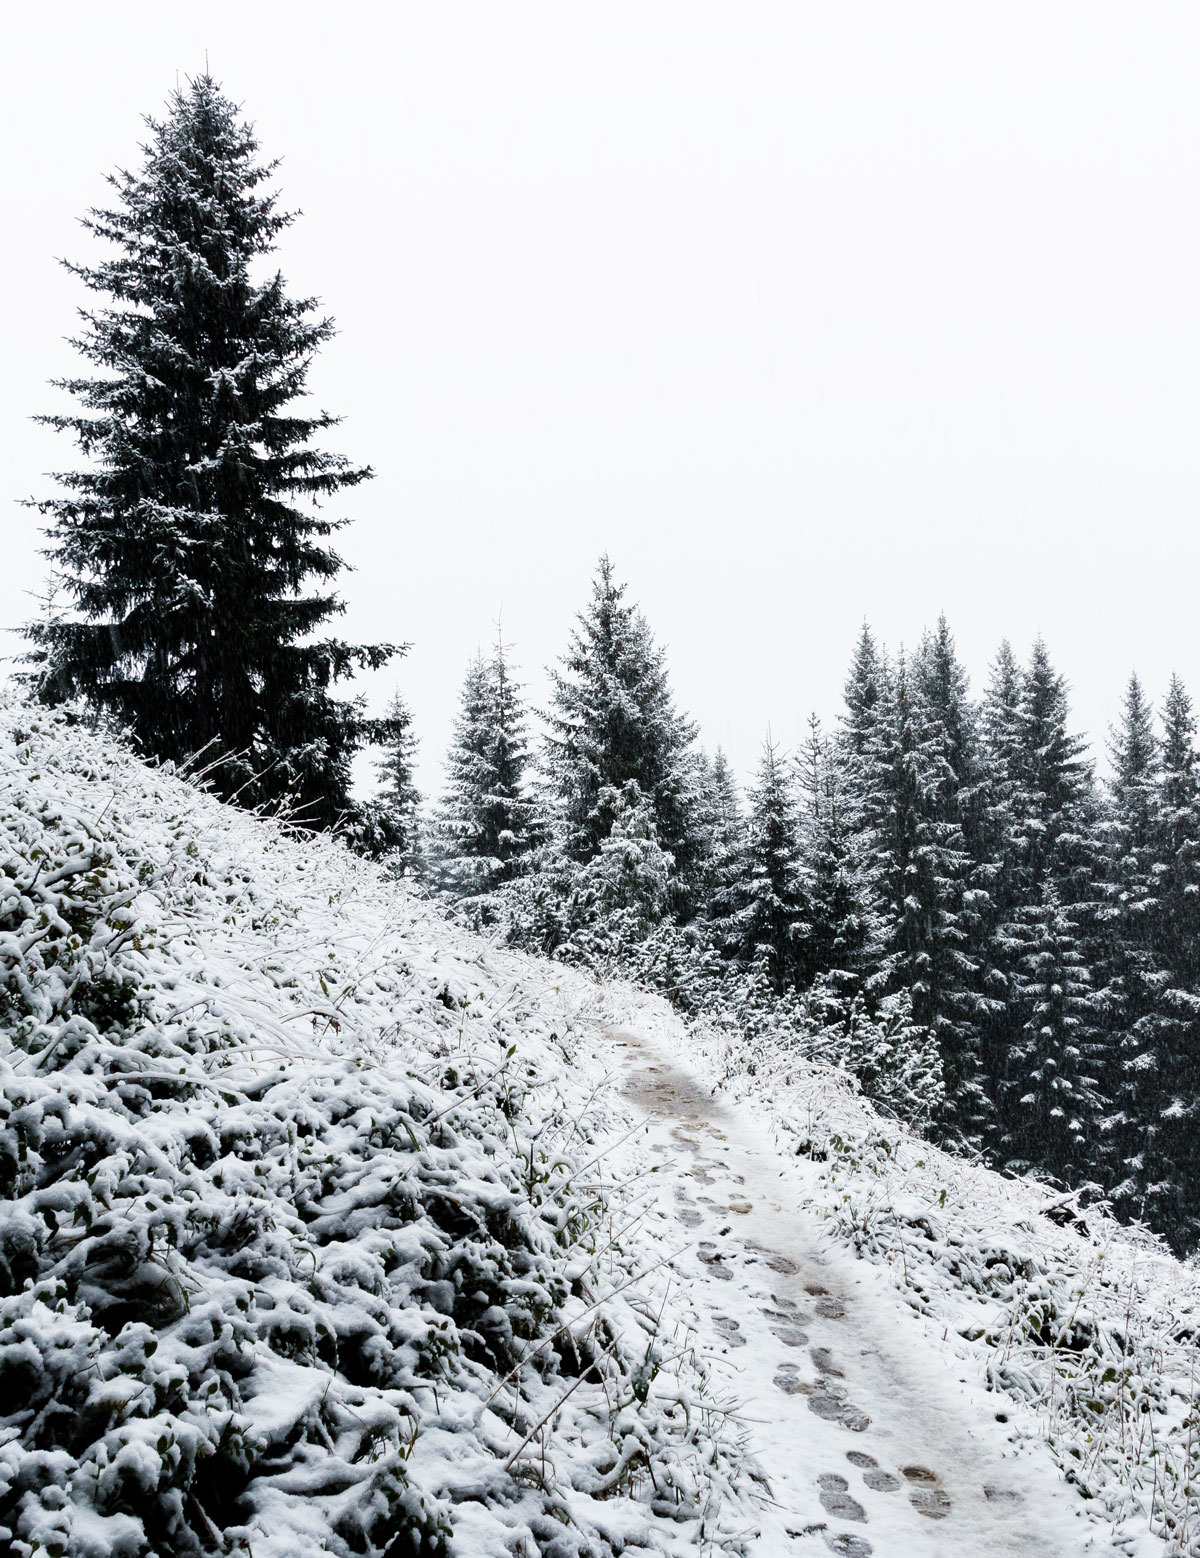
[803,1102,1200,1550]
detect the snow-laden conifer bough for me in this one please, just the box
[1,694,1196,1556]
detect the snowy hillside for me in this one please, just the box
[0,700,745,1557]
[2,698,1198,1556]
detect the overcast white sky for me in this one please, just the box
[4,2,1199,799]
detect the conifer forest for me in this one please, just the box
[7,68,1200,1558]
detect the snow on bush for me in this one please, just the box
[0,699,746,1558]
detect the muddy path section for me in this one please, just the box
[602,1027,1097,1558]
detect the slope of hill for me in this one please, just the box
[0,699,746,1557]
[2,697,1197,1557]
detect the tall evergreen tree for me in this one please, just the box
[26,76,397,825]
[976,639,1034,1116]
[1097,673,1162,1136]
[885,649,984,1141]
[990,640,1107,1159]
[544,556,699,899]
[1015,638,1097,901]
[1003,884,1107,1185]
[795,714,887,1007]
[841,621,889,766]
[1116,675,1200,1249]
[1108,673,1159,858]
[689,748,746,940]
[1155,675,1200,990]
[837,620,896,953]
[728,736,808,994]
[355,690,422,871]
[435,636,536,898]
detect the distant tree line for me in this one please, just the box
[413,573,1200,1257]
[25,75,1200,1257]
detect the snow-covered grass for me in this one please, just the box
[596,986,1200,1554]
[0,698,748,1558]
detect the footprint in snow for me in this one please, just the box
[811,1346,843,1376]
[901,1467,951,1519]
[910,1488,952,1519]
[823,1534,873,1557]
[809,1393,870,1432]
[696,1245,734,1281]
[763,1306,809,1328]
[843,1452,900,1491]
[678,1208,703,1227]
[727,1197,754,1215]
[772,1324,810,1347]
[817,1474,867,1523]
[765,1253,800,1276]
[983,1485,1023,1504]
[815,1297,847,1319]
[773,1363,808,1395]
[713,1315,746,1347]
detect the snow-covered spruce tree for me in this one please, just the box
[688,747,746,945]
[906,619,992,1143]
[989,640,1108,1163]
[835,621,898,964]
[1148,676,1200,1248]
[725,736,809,995]
[353,688,423,873]
[1014,638,1099,904]
[838,623,894,853]
[975,639,1031,1107]
[862,647,983,1145]
[26,76,397,827]
[1093,674,1164,1198]
[1108,674,1200,1250]
[795,714,888,1012]
[543,556,700,909]
[573,782,674,942]
[433,637,536,902]
[1002,884,1107,1185]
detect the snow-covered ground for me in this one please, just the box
[2,697,1197,1556]
[558,980,1199,1555]
[585,1021,1116,1556]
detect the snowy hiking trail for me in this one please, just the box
[598,1025,1107,1558]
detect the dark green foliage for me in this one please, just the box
[434,636,536,900]
[26,76,398,826]
[1097,675,1200,1250]
[688,748,746,948]
[1001,886,1107,1185]
[795,715,887,1009]
[354,690,423,871]
[725,737,808,995]
[544,557,700,899]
